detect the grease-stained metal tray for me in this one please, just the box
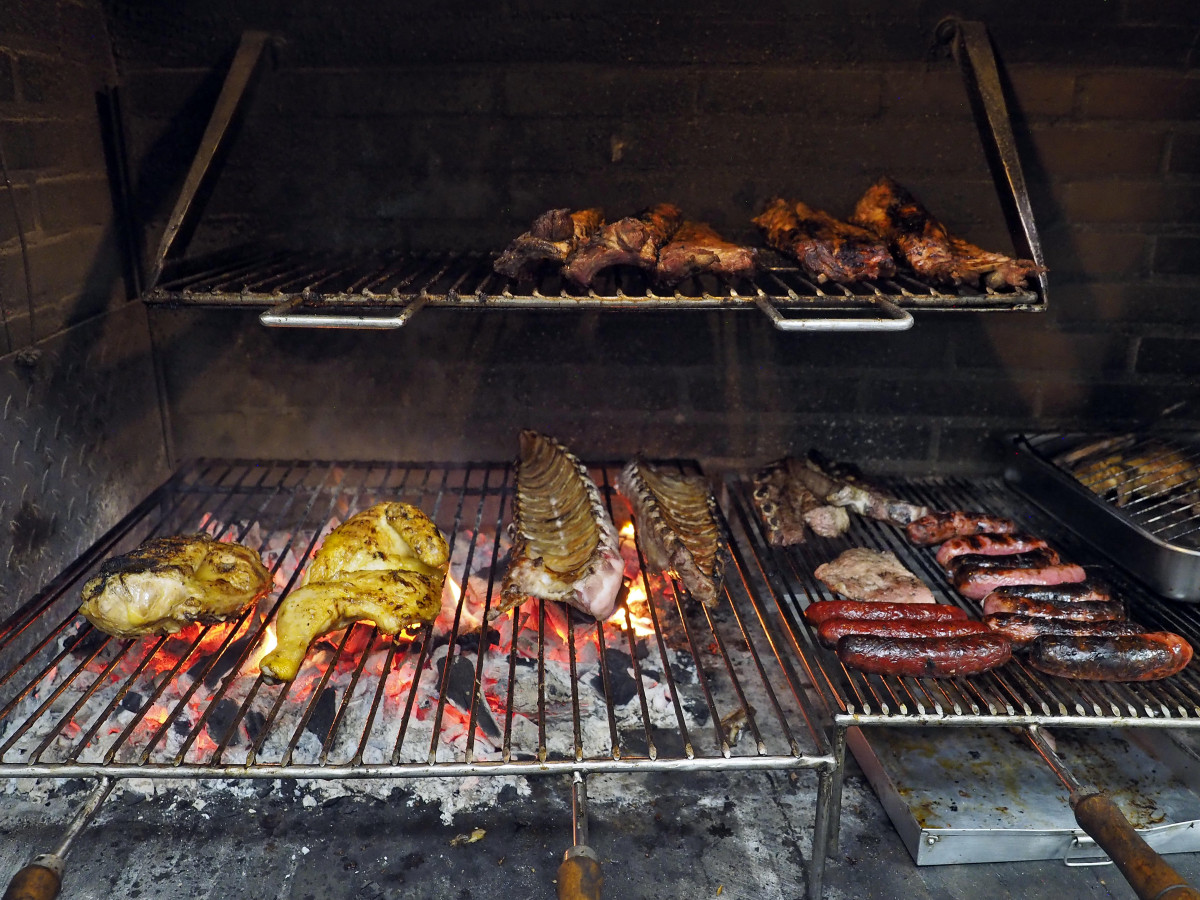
[1006,433,1200,601]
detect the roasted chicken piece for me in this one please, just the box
[259,502,449,682]
[655,221,758,285]
[78,534,271,638]
[618,457,724,607]
[851,176,1045,289]
[493,207,605,281]
[497,430,624,621]
[753,198,897,283]
[562,203,683,287]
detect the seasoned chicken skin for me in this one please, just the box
[259,502,449,682]
[78,534,271,637]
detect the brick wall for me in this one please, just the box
[108,1,1200,474]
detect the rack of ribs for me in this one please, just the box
[851,176,1045,289]
[493,207,605,280]
[562,203,683,287]
[753,197,897,284]
[655,220,758,286]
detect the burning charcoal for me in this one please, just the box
[592,649,638,706]
[305,686,338,742]
[670,651,697,686]
[203,632,257,687]
[455,627,501,651]
[173,716,191,736]
[206,698,240,742]
[437,654,501,738]
[243,710,266,744]
[119,690,145,713]
[684,696,710,726]
[64,623,108,656]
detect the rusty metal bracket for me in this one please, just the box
[938,18,1050,307]
[149,31,272,289]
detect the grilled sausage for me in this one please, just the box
[984,580,1113,605]
[945,548,1061,577]
[1028,632,1193,681]
[818,617,988,648]
[906,511,1018,546]
[935,533,1050,569]
[981,593,1124,621]
[982,613,1143,648]
[954,563,1088,600]
[836,633,1012,678]
[804,599,968,626]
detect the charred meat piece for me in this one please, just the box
[805,599,968,626]
[655,221,758,285]
[753,198,897,284]
[817,617,987,648]
[494,208,605,280]
[851,176,1044,289]
[906,511,1018,546]
[954,562,1088,601]
[983,613,1143,649]
[498,430,624,621]
[562,203,683,287]
[791,454,928,527]
[751,458,850,546]
[618,458,724,607]
[259,502,449,682]
[935,533,1051,569]
[79,534,272,638]
[815,548,936,604]
[945,548,1062,578]
[984,580,1113,605]
[1028,632,1192,681]
[982,593,1125,622]
[837,633,1012,678]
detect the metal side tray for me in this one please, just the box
[1005,433,1200,601]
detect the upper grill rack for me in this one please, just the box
[0,459,830,780]
[727,473,1200,727]
[143,245,1041,333]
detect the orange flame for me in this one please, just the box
[250,623,278,672]
[620,521,635,539]
[607,582,656,637]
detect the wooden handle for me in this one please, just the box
[1073,792,1200,900]
[557,846,603,900]
[2,861,61,900]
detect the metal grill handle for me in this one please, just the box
[753,295,914,332]
[259,293,429,328]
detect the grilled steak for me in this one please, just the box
[655,220,758,285]
[753,197,896,283]
[494,208,605,280]
[814,548,936,604]
[618,457,724,607]
[851,176,1044,289]
[562,203,683,286]
[497,430,624,621]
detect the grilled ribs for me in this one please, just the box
[753,198,897,283]
[655,220,758,285]
[851,177,1045,289]
[562,203,683,287]
[494,207,605,280]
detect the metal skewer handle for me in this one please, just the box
[557,772,603,900]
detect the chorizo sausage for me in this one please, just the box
[946,548,1061,577]
[981,593,1124,621]
[817,617,988,648]
[935,533,1051,569]
[804,599,968,626]
[954,563,1088,600]
[982,613,1143,648]
[836,633,1012,678]
[1027,632,1193,681]
[984,580,1113,604]
[906,511,1018,546]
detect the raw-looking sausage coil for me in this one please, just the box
[954,563,1088,600]
[982,613,1144,648]
[935,533,1051,569]
[817,617,988,648]
[836,633,1012,678]
[803,599,968,626]
[981,593,1125,621]
[906,511,1018,546]
[1027,632,1192,681]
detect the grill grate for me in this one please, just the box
[0,459,831,780]
[727,474,1200,728]
[144,246,1042,319]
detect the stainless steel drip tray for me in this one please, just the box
[847,725,1200,866]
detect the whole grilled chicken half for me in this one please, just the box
[78,534,272,638]
[259,502,449,682]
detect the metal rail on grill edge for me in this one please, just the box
[0,459,837,900]
[137,21,1047,332]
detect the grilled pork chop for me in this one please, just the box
[618,457,724,607]
[851,177,1044,289]
[497,430,624,621]
[494,207,605,280]
[79,534,271,637]
[259,502,449,682]
[814,548,936,604]
[655,220,758,285]
[753,198,897,283]
[562,203,683,287]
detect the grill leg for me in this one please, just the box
[826,727,847,857]
[557,772,602,900]
[808,765,834,900]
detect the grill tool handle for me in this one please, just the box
[557,845,603,900]
[1072,791,1200,900]
[2,856,62,900]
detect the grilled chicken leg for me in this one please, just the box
[259,502,449,682]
